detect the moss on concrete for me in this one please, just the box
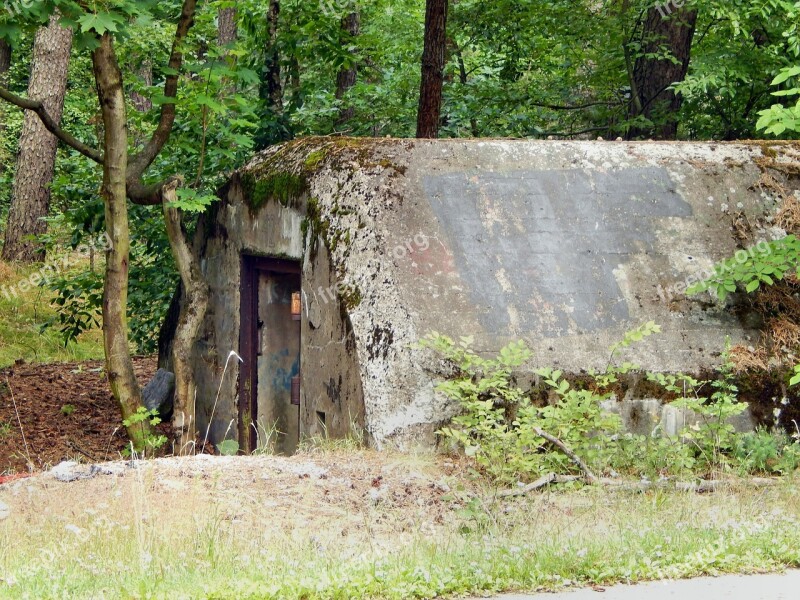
[241,171,308,211]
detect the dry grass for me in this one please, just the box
[728,344,770,372]
[0,261,16,283]
[0,260,103,367]
[2,452,800,599]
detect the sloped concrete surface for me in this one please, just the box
[484,570,800,599]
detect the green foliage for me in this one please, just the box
[216,439,240,456]
[45,268,104,344]
[757,66,800,136]
[421,331,627,484]
[686,238,800,302]
[41,204,178,354]
[121,407,167,455]
[734,428,800,475]
[60,404,76,417]
[790,364,800,386]
[662,350,749,470]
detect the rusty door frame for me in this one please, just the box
[239,255,301,453]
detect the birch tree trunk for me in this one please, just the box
[2,16,73,263]
[163,181,209,452]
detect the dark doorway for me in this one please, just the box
[240,256,301,454]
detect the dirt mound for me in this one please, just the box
[0,358,157,473]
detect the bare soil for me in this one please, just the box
[0,358,157,473]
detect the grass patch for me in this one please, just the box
[1,454,799,598]
[0,260,103,368]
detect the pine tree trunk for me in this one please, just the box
[416,0,449,139]
[334,10,360,129]
[2,16,73,263]
[218,7,238,47]
[264,0,283,113]
[92,33,151,452]
[0,41,9,80]
[627,7,697,140]
[131,62,153,113]
[0,40,11,178]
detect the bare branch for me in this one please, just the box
[128,0,198,179]
[126,176,182,206]
[536,126,611,138]
[531,100,617,111]
[0,86,104,165]
[533,426,599,484]
[497,473,584,497]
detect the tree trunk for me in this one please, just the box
[92,33,151,451]
[264,0,283,113]
[416,0,449,139]
[0,40,11,177]
[334,10,360,129]
[627,7,697,140]
[131,61,153,113]
[0,41,9,81]
[451,39,479,137]
[2,16,73,263]
[218,6,238,47]
[162,181,209,453]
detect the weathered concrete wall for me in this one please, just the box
[192,138,797,451]
[192,167,366,449]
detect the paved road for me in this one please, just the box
[483,570,800,599]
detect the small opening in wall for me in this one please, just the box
[316,411,326,428]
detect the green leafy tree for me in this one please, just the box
[0,0,256,451]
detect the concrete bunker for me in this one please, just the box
[187,138,798,453]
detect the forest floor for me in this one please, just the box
[0,357,156,474]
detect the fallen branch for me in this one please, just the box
[498,473,582,498]
[499,475,780,498]
[533,426,598,484]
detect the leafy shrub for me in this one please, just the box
[734,428,800,475]
[647,351,749,472]
[424,324,799,484]
[122,407,168,457]
[420,324,662,484]
[756,66,800,136]
[686,237,800,302]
